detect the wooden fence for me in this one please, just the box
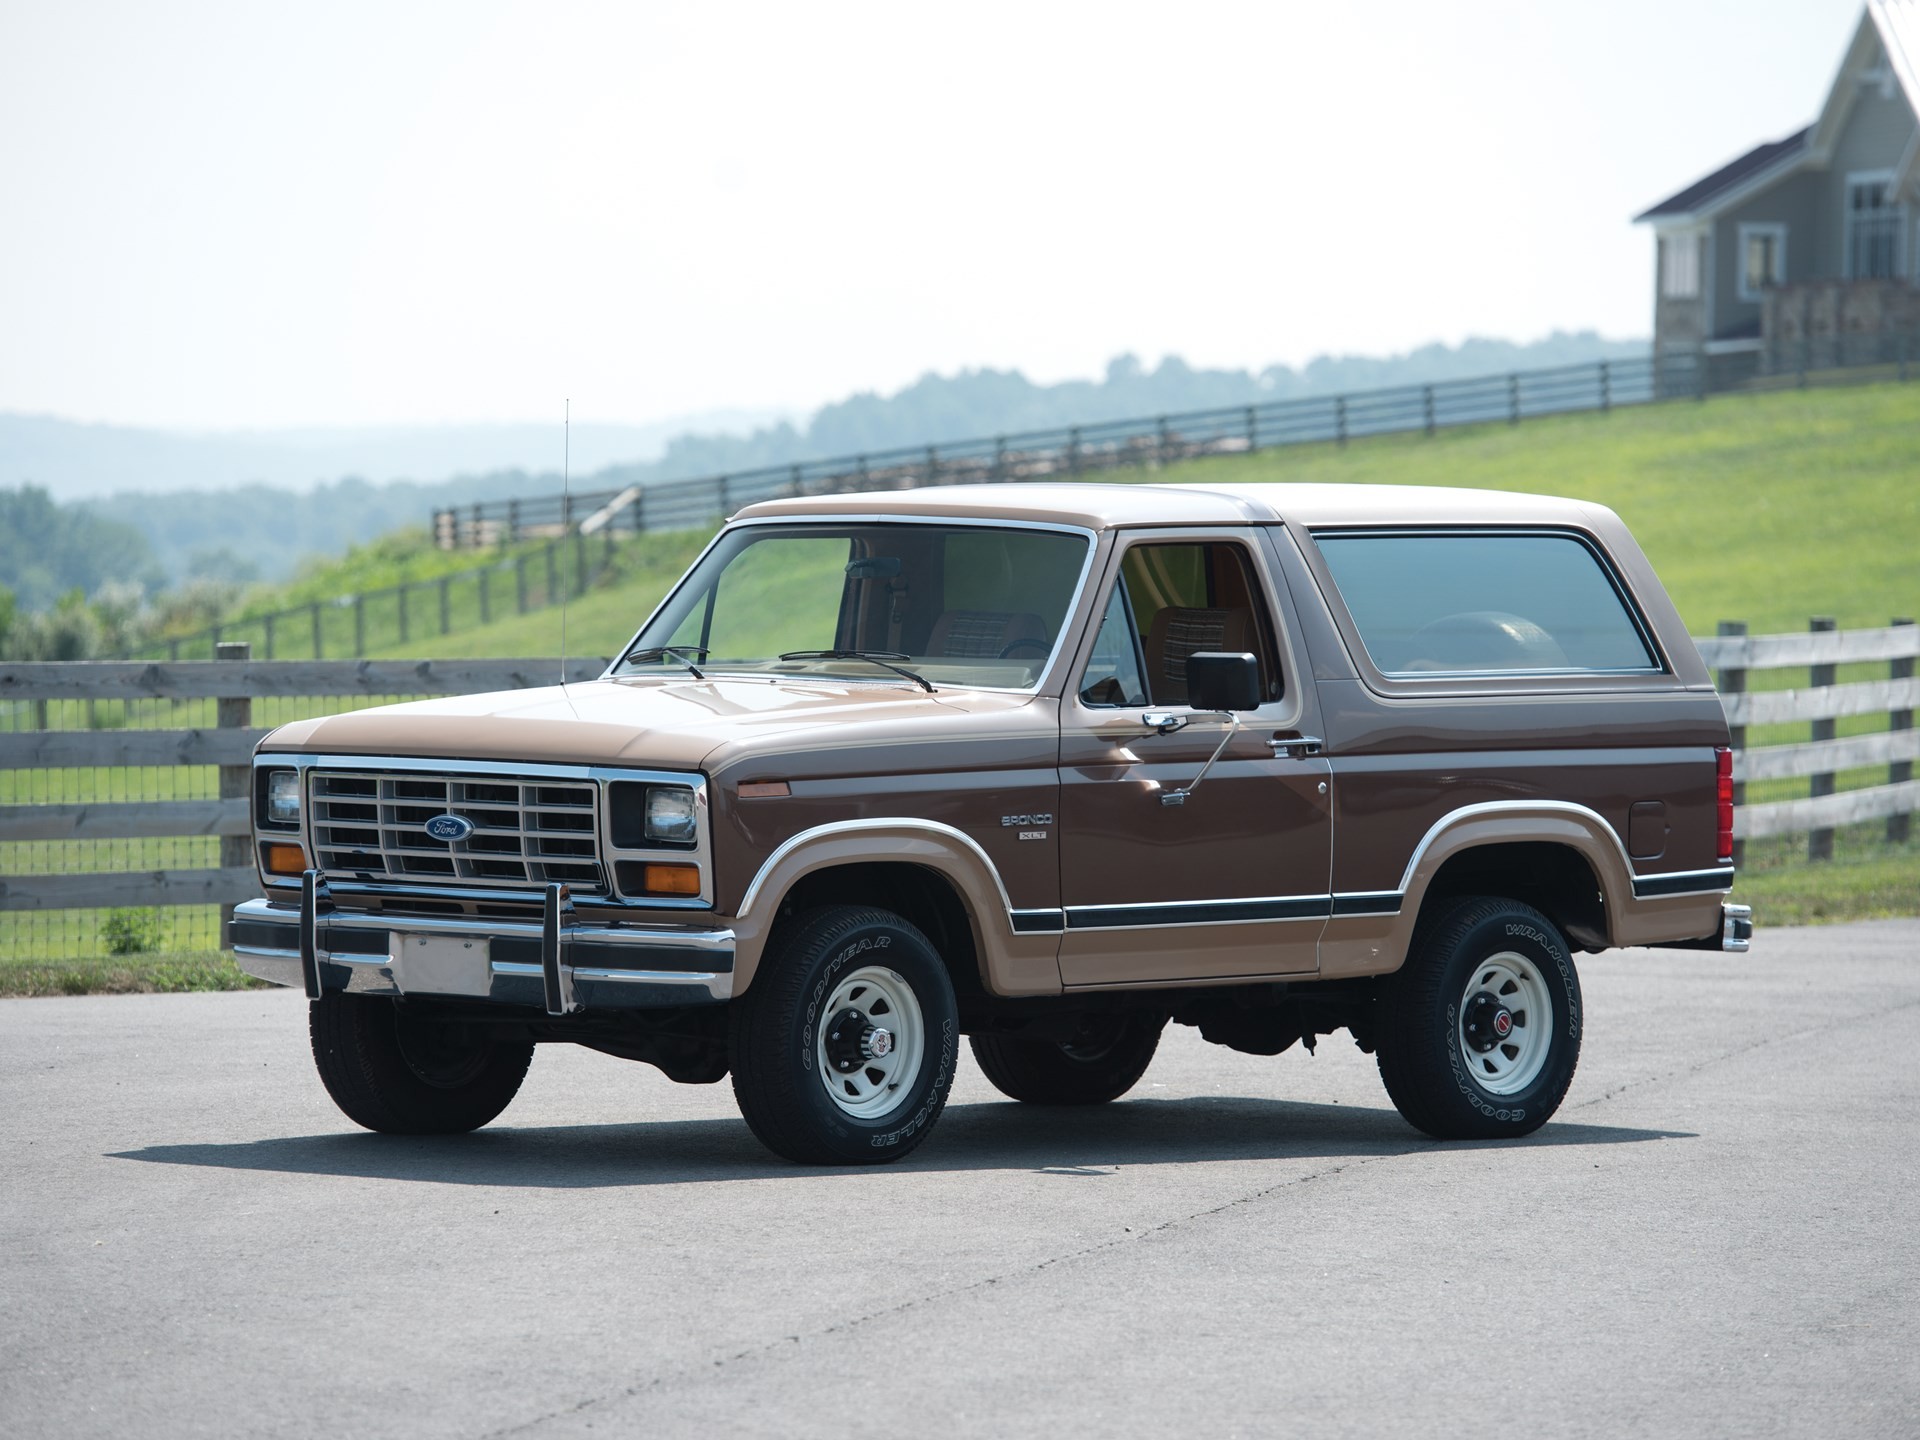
[1,621,1913,958]
[1696,617,1917,859]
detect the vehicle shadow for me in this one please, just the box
[108,1094,1694,1189]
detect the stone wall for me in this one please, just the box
[1762,279,1920,372]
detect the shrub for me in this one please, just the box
[100,908,163,956]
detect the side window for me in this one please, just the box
[1079,542,1285,707]
[1078,582,1149,707]
[1313,531,1659,676]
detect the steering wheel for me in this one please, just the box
[998,638,1053,659]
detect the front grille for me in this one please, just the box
[309,768,604,895]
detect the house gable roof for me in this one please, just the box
[1634,1,1920,225]
[1634,128,1812,222]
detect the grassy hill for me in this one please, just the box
[366,380,1919,663]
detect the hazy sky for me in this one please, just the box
[0,0,1868,430]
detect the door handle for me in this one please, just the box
[1142,711,1189,734]
[1268,734,1324,758]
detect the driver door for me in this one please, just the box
[1056,530,1333,986]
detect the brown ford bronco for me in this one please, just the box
[235,482,1749,1164]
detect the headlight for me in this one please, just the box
[267,770,301,825]
[645,786,698,844]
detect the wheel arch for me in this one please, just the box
[728,821,1062,999]
[1399,803,1633,955]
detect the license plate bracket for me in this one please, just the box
[390,932,492,997]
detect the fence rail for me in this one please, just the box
[433,334,1920,550]
[2,618,1911,960]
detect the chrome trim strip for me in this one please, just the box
[1631,867,1737,899]
[1010,908,1066,935]
[1331,891,1403,917]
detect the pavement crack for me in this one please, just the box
[472,1148,1409,1438]
[1573,993,1920,1112]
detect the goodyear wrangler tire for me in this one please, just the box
[970,1014,1165,1105]
[1375,896,1582,1140]
[309,993,533,1135]
[728,906,959,1165]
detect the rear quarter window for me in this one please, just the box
[1312,531,1659,677]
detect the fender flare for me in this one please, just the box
[1395,801,1634,940]
[728,819,1036,995]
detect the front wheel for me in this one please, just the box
[728,906,959,1165]
[309,993,533,1134]
[1375,897,1582,1140]
[971,1013,1165,1104]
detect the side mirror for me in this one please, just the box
[1186,651,1261,712]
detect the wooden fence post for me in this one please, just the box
[1718,621,1747,868]
[438,575,451,636]
[1422,385,1435,436]
[1155,419,1170,467]
[1892,617,1914,844]
[1244,406,1259,453]
[1068,427,1082,475]
[1507,373,1521,424]
[352,596,365,657]
[479,568,492,626]
[1334,396,1348,447]
[216,641,251,948]
[507,499,520,544]
[1809,616,1837,862]
[310,601,323,660]
[516,553,529,614]
[1599,360,1611,414]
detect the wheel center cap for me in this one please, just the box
[1492,1009,1513,1038]
[864,1028,894,1060]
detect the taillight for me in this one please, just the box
[1715,746,1735,864]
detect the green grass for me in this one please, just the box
[0,950,267,998]
[1730,824,1920,927]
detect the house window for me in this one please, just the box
[1659,234,1700,298]
[1737,223,1787,302]
[1845,173,1902,279]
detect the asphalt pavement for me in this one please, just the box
[3,919,1917,1439]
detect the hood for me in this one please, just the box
[260,677,1034,772]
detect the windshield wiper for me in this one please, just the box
[622,645,708,678]
[777,650,936,693]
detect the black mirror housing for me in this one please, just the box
[1186,651,1261,712]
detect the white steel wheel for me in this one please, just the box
[815,965,926,1120]
[1455,950,1553,1096]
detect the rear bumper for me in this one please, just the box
[1645,901,1753,954]
[232,880,734,1011]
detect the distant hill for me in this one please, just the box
[0,409,787,501]
[1,334,1647,594]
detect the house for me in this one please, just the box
[1636,0,1920,378]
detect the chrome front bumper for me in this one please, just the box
[232,875,734,1012]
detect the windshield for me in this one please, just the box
[617,522,1091,689]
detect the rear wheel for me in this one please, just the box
[971,1013,1165,1104]
[1375,897,1582,1139]
[309,993,533,1134]
[728,906,959,1165]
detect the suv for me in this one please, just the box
[235,482,1749,1164]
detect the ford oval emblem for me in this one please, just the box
[424,813,474,843]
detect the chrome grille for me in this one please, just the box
[309,768,604,894]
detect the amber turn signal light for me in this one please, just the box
[641,863,702,897]
[264,842,308,877]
